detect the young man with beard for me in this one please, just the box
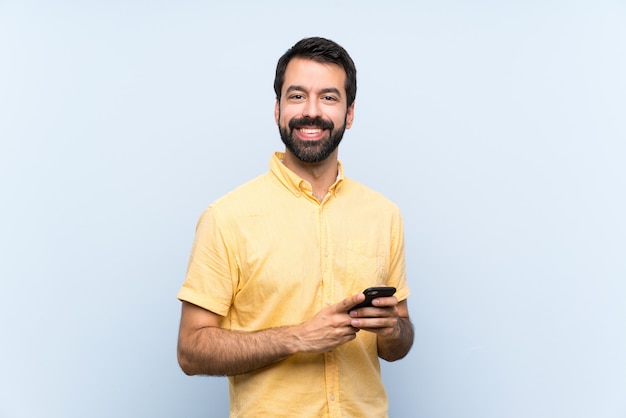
[177,37,414,417]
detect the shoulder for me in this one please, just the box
[212,172,274,207]
[341,177,401,213]
[199,172,278,225]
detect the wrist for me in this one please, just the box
[279,325,303,355]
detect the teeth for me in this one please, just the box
[300,128,322,134]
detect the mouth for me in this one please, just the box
[289,117,334,141]
[295,126,326,140]
[299,128,323,134]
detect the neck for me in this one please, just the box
[282,150,339,201]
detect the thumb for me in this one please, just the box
[335,293,365,313]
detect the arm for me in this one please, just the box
[177,301,296,376]
[349,298,414,361]
[177,293,367,376]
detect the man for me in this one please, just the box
[177,37,414,417]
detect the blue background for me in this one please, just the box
[1,1,625,417]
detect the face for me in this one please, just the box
[275,58,355,163]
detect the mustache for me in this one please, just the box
[288,117,334,131]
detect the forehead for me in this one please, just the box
[282,57,347,94]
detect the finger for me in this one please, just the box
[335,293,365,313]
[351,316,395,330]
[350,306,393,320]
[371,296,398,307]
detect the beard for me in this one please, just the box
[278,114,347,163]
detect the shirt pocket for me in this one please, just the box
[346,239,387,292]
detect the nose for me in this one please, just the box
[302,98,322,119]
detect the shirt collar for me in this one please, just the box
[270,152,345,198]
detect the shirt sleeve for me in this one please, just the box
[387,206,410,302]
[177,206,239,317]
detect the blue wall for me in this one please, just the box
[1,1,624,417]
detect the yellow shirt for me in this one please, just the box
[178,152,409,418]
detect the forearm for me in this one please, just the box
[177,295,363,376]
[377,316,414,361]
[178,325,299,376]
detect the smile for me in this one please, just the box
[298,128,324,134]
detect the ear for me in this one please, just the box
[345,102,355,129]
[274,99,280,125]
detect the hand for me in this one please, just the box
[293,293,366,354]
[348,295,400,338]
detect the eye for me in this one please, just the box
[289,94,304,100]
[322,95,338,102]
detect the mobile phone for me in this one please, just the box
[349,286,396,311]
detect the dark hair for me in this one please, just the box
[274,37,357,108]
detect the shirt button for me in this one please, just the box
[330,395,335,401]
[324,251,329,257]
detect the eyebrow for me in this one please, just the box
[285,85,343,97]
